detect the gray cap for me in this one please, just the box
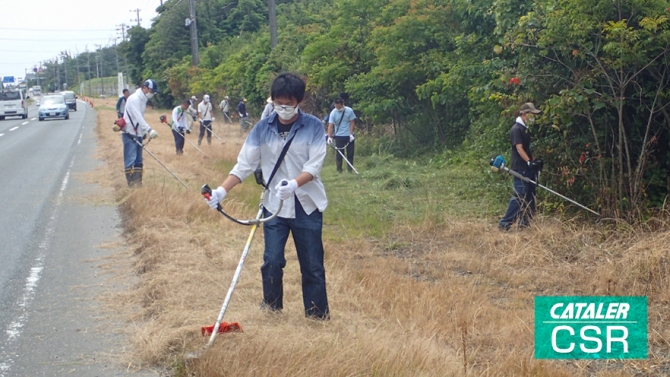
[519,102,541,114]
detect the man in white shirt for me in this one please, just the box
[219,95,230,123]
[122,79,160,187]
[171,99,191,155]
[205,73,330,320]
[197,94,214,146]
[327,97,357,173]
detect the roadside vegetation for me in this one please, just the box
[93,100,670,376]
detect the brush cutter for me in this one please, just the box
[134,138,189,189]
[191,181,288,357]
[490,155,600,217]
[329,141,359,174]
[160,115,210,157]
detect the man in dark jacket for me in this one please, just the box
[499,102,542,231]
[116,89,129,118]
[238,98,249,132]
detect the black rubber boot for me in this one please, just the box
[125,168,133,187]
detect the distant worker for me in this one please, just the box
[261,96,274,119]
[219,95,230,123]
[121,79,160,187]
[116,89,130,118]
[238,98,249,132]
[171,99,192,155]
[327,97,356,173]
[187,95,198,129]
[198,94,214,146]
[499,102,542,231]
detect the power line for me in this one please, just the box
[0,37,114,42]
[0,27,115,32]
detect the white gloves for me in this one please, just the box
[206,186,227,209]
[327,137,333,145]
[211,117,215,121]
[149,129,159,139]
[275,179,298,201]
[198,118,203,123]
[349,134,355,142]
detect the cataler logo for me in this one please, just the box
[535,296,647,359]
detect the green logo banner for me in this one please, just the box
[535,296,647,359]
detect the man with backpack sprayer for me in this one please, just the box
[205,73,330,320]
[327,97,357,174]
[198,94,215,146]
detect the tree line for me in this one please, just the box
[118,0,670,218]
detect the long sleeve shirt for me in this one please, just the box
[229,111,327,218]
[122,88,153,137]
[261,103,274,119]
[171,106,190,132]
[219,100,229,112]
[116,96,127,114]
[237,101,247,117]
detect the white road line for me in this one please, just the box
[21,121,28,125]
[9,127,18,131]
[0,157,75,377]
[30,118,36,120]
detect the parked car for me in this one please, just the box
[0,90,29,120]
[61,91,77,111]
[38,95,69,121]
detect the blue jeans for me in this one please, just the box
[122,132,143,171]
[261,197,329,319]
[499,170,536,229]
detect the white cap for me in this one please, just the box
[191,95,197,101]
[204,94,210,102]
[266,97,272,104]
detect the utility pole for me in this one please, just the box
[86,46,92,97]
[116,23,127,41]
[188,0,200,66]
[63,52,69,90]
[130,9,142,27]
[96,44,104,96]
[73,49,81,93]
[269,0,277,48]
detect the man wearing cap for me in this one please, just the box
[219,95,230,123]
[261,96,274,119]
[197,94,214,145]
[238,98,249,132]
[499,102,542,231]
[121,79,160,187]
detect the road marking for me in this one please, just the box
[0,157,75,377]
[30,117,36,120]
[21,121,28,125]
[77,132,83,145]
[9,127,18,131]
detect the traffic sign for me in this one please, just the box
[2,76,15,83]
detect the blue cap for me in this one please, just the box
[143,79,160,93]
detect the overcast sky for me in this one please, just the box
[1,0,162,81]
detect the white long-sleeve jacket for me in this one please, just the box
[122,88,154,137]
[171,106,190,132]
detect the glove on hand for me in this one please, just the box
[206,186,227,209]
[186,129,191,134]
[211,117,215,121]
[327,137,333,145]
[349,134,355,142]
[275,179,298,201]
[529,159,544,171]
[149,129,159,139]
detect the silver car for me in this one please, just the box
[38,95,69,121]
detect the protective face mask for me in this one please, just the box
[275,106,299,121]
[337,107,345,112]
[146,92,155,100]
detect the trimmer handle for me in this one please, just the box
[201,184,222,211]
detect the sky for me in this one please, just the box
[0,0,162,82]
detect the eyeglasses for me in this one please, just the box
[273,104,298,112]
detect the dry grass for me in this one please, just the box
[90,98,670,376]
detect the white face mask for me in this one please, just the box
[274,105,299,121]
[337,107,345,112]
[145,92,155,100]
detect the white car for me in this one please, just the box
[0,90,29,120]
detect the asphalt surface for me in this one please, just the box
[0,99,157,376]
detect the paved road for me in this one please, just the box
[0,101,157,376]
